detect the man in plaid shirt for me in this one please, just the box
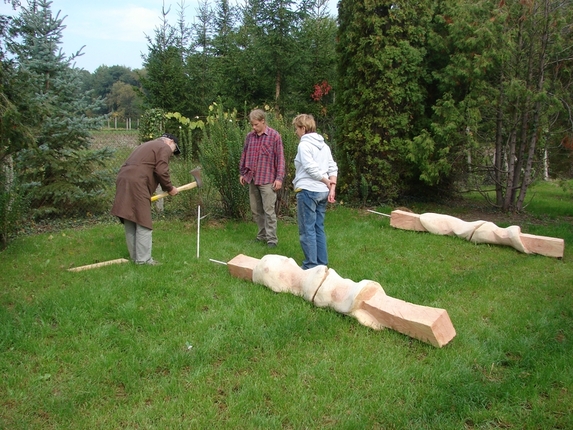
[239,109,286,248]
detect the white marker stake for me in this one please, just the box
[197,205,201,259]
[367,209,391,217]
[209,258,228,265]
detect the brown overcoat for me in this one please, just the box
[111,138,175,229]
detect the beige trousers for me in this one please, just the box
[248,182,278,245]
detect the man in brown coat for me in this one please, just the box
[111,133,180,265]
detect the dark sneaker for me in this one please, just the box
[267,242,277,248]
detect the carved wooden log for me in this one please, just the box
[226,254,456,347]
[389,210,564,258]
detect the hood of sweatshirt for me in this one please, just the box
[300,132,325,150]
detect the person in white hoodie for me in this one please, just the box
[292,114,338,269]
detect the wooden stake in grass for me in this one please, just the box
[68,258,129,272]
[387,210,565,259]
[224,254,456,348]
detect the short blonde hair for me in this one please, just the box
[292,114,316,133]
[249,109,266,123]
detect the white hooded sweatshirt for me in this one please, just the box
[293,132,338,192]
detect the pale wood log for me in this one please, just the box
[389,210,564,258]
[358,291,456,348]
[225,254,456,347]
[68,258,129,272]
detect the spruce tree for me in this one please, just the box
[292,1,337,129]
[186,0,217,115]
[208,0,238,111]
[140,5,193,117]
[233,0,300,114]
[7,0,113,218]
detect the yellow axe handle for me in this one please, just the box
[150,181,198,202]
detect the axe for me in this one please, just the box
[150,167,202,202]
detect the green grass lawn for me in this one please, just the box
[1,188,572,428]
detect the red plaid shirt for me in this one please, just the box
[239,126,285,185]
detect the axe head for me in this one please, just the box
[190,167,203,188]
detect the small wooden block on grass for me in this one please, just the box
[390,210,427,231]
[227,254,259,281]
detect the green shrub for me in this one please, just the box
[265,110,299,218]
[138,108,165,143]
[199,102,250,219]
[198,103,301,220]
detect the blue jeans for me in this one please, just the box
[297,190,329,269]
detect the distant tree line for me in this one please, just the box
[134,0,337,126]
[75,0,337,131]
[80,65,143,122]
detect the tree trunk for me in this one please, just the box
[518,101,543,211]
[495,75,505,207]
[1,155,15,249]
[502,124,517,211]
[275,71,281,115]
[504,21,529,211]
[516,0,550,211]
[543,148,549,180]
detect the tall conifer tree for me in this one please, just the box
[141,5,193,116]
[8,0,113,217]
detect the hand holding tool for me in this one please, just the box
[151,167,202,202]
